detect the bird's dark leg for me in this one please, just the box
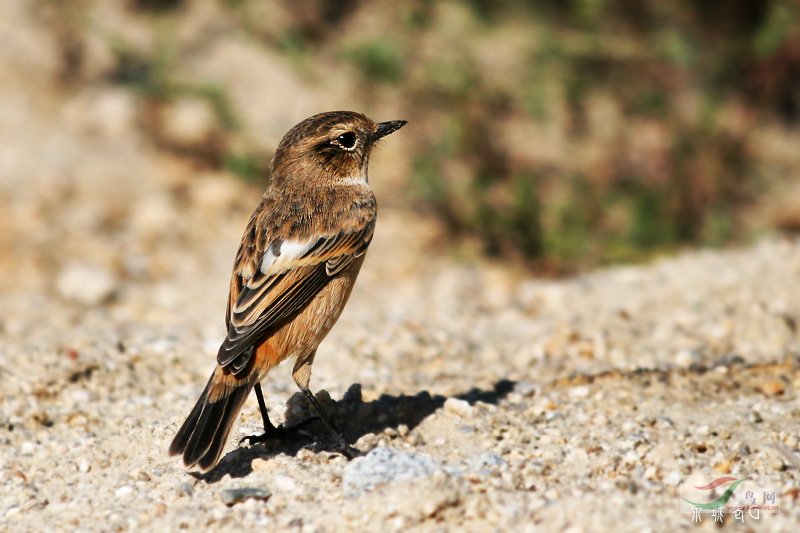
[291,353,358,456]
[239,383,318,446]
[254,382,274,431]
[300,388,360,458]
[301,388,346,448]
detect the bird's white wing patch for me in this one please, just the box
[260,238,317,275]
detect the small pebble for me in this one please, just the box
[114,485,135,498]
[179,482,194,497]
[675,349,701,368]
[355,433,380,451]
[467,453,506,475]
[569,386,590,399]
[513,381,537,396]
[444,398,474,417]
[221,487,272,507]
[736,443,752,456]
[758,380,785,397]
[20,442,36,455]
[664,471,682,486]
[56,263,117,306]
[272,475,297,493]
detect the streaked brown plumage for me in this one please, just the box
[169,111,406,470]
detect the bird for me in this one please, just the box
[169,111,406,470]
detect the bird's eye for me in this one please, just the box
[334,131,357,150]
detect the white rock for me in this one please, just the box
[342,447,448,495]
[444,398,474,417]
[161,97,218,147]
[56,263,117,305]
[664,471,682,486]
[70,389,91,405]
[114,485,135,498]
[63,88,138,138]
[272,474,297,493]
[675,348,701,368]
[130,195,177,239]
[569,386,590,399]
[20,441,36,455]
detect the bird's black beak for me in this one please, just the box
[373,120,407,141]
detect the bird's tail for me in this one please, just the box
[169,371,251,471]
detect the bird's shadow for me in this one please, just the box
[192,379,514,483]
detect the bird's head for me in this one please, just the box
[269,111,407,187]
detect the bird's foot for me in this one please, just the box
[238,416,320,446]
[333,442,362,459]
[316,428,362,458]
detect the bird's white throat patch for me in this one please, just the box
[339,169,369,186]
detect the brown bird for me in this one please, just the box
[169,111,406,470]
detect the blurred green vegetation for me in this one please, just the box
[110,41,239,130]
[342,40,406,84]
[75,0,800,270]
[394,0,800,269]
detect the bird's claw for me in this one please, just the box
[238,416,320,446]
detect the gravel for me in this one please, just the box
[3,193,798,530]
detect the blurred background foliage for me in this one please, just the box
[42,0,800,271]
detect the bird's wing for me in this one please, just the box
[217,219,374,376]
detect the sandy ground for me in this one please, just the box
[1,4,799,530]
[2,192,800,532]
